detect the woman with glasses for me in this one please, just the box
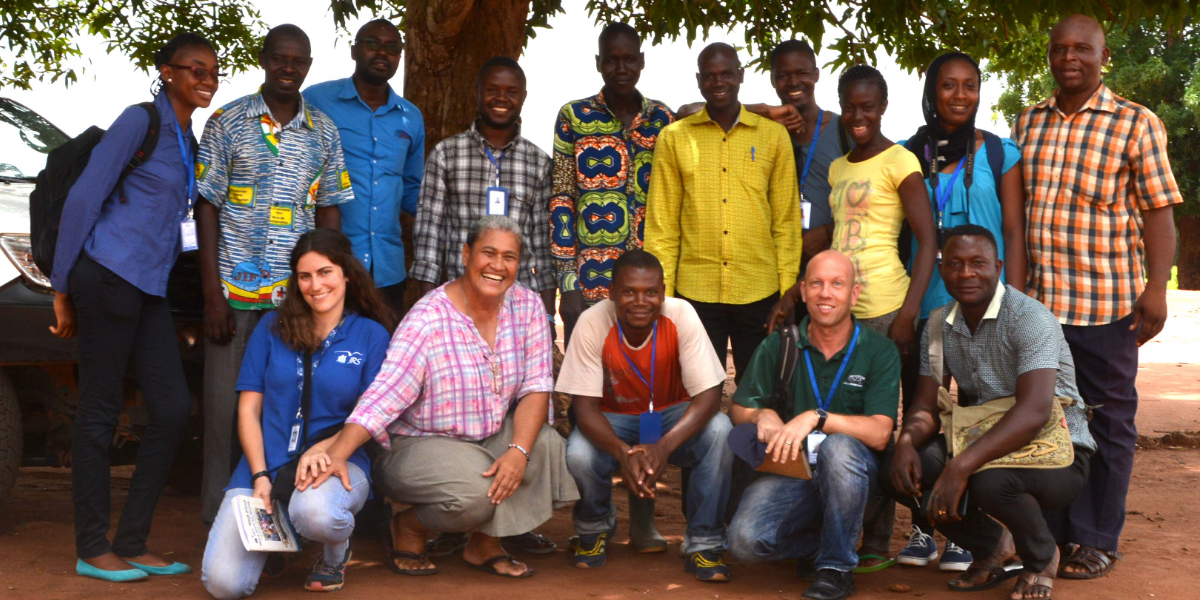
[47,32,221,582]
[302,216,579,580]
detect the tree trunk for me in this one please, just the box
[399,0,531,304]
[1178,214,1200,290]
[403,0,532,155]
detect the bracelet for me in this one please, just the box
[508,443,531,463]
[251,470,270,482]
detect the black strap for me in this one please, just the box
[837,119,850,155]
[769,325,802,421]
[117,101,161,203]
[300,350,313,450]
[981,130,1005,209]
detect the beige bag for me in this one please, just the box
[929,307,1074,472]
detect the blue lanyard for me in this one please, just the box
[484,147,506,186]
[616,320,657,411]
[798,110,824,194]
[803,324,860,412]
[935,157,966,227]
[173,123,195,212]
[292,315,347,421]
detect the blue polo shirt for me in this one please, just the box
[305,78,425,287]
[227,311,390,492]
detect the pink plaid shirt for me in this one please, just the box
[347,283,553,448]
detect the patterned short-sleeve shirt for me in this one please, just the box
[548,91,675,303]
[1012,84,1182,326]
[919,284,1096,452]
[196,92,353,309]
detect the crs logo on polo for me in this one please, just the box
[334,351,364,366]
[845,374,867,388]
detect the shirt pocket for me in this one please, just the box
[374,128,411,176]
[738,151,775,197]
[1073,156,1125,208]
[836,379,868,415]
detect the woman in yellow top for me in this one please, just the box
[772,65,937,359]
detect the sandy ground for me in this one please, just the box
[3,291,1200,600]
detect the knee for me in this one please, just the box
[725,512,766,564]
[202,566,256,600]
[699,412,733,447]
[816,434,871,475]
[452,489,496,530]
[566,431,605,480]
[966,470,1017,511]
[288,493,352,542]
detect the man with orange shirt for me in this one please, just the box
[557,250,733,582]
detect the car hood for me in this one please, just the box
[0,178,34,285]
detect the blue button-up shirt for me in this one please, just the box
[51,92,199,296]
[304,77,425,287]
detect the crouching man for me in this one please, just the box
[727,250,900,600]
[556,249,734,582]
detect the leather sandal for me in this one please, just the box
[1059,545,1120,580]
[1011,572,1055,599]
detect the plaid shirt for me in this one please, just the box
[411,121,556,291]
[1012,84,1182,326]
[346,283,554,448]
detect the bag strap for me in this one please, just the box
[928,307,946,388]
[981,130,1005,207]
[300,350,313,450]
[769,324,802,421]
[117,102,161,203]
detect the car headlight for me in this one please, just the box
[0,233,53,291]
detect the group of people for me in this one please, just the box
[46,10,1179,600]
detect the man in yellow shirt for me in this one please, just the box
[645,42,801,383]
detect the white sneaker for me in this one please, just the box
[896,525,939,567]
[939,540,973,572]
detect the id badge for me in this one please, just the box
[287,423,301,454]
[800,199,813,230]
[270,203,295,229]
[180,218,199,252]
[486,186,509,216]
[638,410,664,445]
[806,431,827,465]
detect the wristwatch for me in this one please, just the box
[814,408,829,432]
[251,470,270,482]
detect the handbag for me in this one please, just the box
[928,306,1074,472]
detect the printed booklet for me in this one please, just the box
[233,495,300,552]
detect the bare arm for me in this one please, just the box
[893,172,937,356]
[1133,206,1176,345]
[315,205,341,230]
[999,161,1027,293]
[196,197,235,344]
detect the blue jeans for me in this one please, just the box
[566,401,733,554]
[727,433,879,572]
[201,463,369,600]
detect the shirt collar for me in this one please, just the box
[796,315,859,361]
[153,92,186,138]
[338,76,403,112]
[945,283,1007,324]
[246,89,317,130]
[469,118,523,152]
[695,104,758,129]
[593,89,652,120]
[1043,82,1116,115]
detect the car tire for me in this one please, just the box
[0,369,22,504]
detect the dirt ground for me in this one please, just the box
[3,291,1200,600]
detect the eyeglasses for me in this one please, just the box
[166,64,227,82]
[356,38,402,57]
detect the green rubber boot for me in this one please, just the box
[628,491,668,553]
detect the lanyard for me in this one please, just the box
[484,147,506,187]
[173,123,195,212]
[798,110,825,194]
[935,157,966,229]
[616,320,657,412]
[803,323,860,412]
[293,315,347,421]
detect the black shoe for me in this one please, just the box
[802,569,855,600]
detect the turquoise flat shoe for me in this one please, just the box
[125,560,192,576]
[76,559,148,582]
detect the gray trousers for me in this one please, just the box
[373,417,579,538]
[200,308,266,525]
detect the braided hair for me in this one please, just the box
[152,32,216,96]
[837,64,887,103]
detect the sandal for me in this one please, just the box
[382,529,439,576]
[466,553,535,579]
[948,559,1020,592]
[501,531,558,555]
[426,532,470,558]
[1059,545,1120,580]
[854,554,897,574]
[1011,572,1055,600]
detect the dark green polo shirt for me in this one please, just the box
[733,316,901,421]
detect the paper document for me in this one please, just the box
[233,495,300,552]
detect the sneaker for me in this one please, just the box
[573,532,609,569]
[939,541,972,572]
[896,526,939,567]
[684,550,730,582]
[801,568,855,600]
[305,544,351,592]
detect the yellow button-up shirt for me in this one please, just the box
[645,106,801,304]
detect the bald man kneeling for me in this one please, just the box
[727,250,901,600]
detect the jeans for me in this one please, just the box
[201,463,369,600]
[68,254,192,558]
[727,433,879,572]
[887,437,1090,573]
[1047,314,1139,552]
[200,309,266,525]
[566,401,733,554]
[678,292,778,384]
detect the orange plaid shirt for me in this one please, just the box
[1012,84,1181,326]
